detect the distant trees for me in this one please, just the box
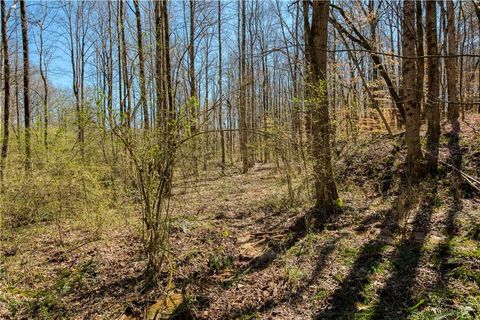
[64,1,90,161]
[0,0,479,289]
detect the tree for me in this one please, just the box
[118,0,130,127]
[330,4,406,124]
[142,0,175,287]
[304,0,339,217]
[133,0,149,130]
[446,0,459,128]
[416,0,425,116]
[188,0,198,174]
[64,1,89,161]
[20,0,31,171]
[239,0,248,173]
[425,0,441,173]
[0,0,10,183]
[35,3,50,150]
[402,0,424,177]
[217,0,225,173]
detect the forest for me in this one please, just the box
[0,0,479,319]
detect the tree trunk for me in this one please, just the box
[0,0,10,183]
[239,0,248,173]
[218,0,225,173]
[119,0,130,127]
[425,0,441,173]
[416,0,425,118]
[446,0,459,127]
[189,0,198,175]
[20,0,31,171]
[38,10,49,150]
[305,0,339,217]
[133,0,149,130]
[402,0,424,178]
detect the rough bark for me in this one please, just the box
[402,0,424,177]
[446,0,459,125]
[426,0,441,173]
[0,0,10,183]
[20,0,31,171]
[305,0,339,217]
[416,0,425,117]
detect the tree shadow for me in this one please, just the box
[240,206,345,273]
[313,180,423,319]
[370,183,437,318]
[221,206,387,319]
[224,236,342,320]
[434,119,464,289]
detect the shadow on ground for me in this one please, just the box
[314,178,438,319]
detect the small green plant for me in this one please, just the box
[312,288,329,301]
[26,289,67,320]
[56,258,98,294]
[284,265,306,291]
[207,249,233,272]
[361,282,377,305]
[238,311,259,320]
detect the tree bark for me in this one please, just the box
[218,0,225,173]
[305,0,339,217]
[38,8,49,150]
[20,0,31,171]
[416,0,425,118]
[402,0,424,177]
[446,0,459,127]
[0,0,10,183]
[133,0,149,129]
[189,0,198,175]
[426,0,441,173]
[239,0,248,173]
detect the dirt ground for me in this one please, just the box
[1,114,479,319]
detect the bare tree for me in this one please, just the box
[217,0,225,173]
[446,0,459,128]
[304,0,339,217]
[133,0,149,130]
[239,0,248,173]
[426,0,441,173]
[35,2,53,150]
[402,0,424,177]
[20,0,31,171]
[189,0,198,174]
[0,0,10,183]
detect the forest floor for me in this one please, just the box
[1,114,480,320]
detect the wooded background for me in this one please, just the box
[0,0,479,302]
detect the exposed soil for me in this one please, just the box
[1,114,479,319]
